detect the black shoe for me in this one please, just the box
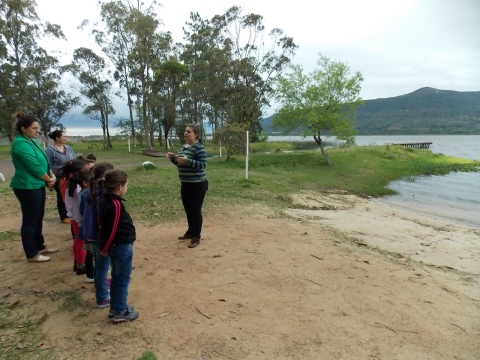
[76,264,87,275]
[178,232,193,240]
[73,260,77,272]
[188,237,200,248]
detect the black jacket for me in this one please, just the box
[99,193,136,255]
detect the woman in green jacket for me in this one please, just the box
[10,112,58,262]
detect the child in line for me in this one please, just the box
[81,162,114,308]
[62,159,88,275]
[77,169,95,282]
[98,170,139,323]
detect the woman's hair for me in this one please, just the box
[61,159,87,197]
[14,112,38,133]
[97,169,128,215]
[187,123,201,140]
[89,162,114,205]
[48,129,64,141]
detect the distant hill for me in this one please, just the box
[262,87,480,135]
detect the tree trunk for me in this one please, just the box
[314,134,333,166]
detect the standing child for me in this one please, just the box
[98,169,139,323]
[76,169,94,282]
[62,159,88,274]
[81,162,114,308]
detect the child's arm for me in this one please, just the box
[100,199,122,256]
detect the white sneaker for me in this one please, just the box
[39,248,58,254]
[85,277,94,283]
[27,254,51,262]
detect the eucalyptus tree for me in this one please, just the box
[94,0,139,146]
[125,8,172,150]
[274,55,364,166]
[0,0,66,140]
[152,59,189,149]
[69,47,116,149]
[180,12,220,130]
[27,47,80,139]
[210,6,297,139]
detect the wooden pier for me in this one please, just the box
[394,142,432,149]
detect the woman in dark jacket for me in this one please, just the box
[45,129,75,223]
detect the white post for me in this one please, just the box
[128,136,131,152]
[219,140,222,158]
[245,130,249,180]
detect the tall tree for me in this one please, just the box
[93,0,139,147]
[69,47,116,148]
[27,47,80,139]
[0,0,66,140]
[274,55,364,166]
[152,59,189,149]
[210,6,297,140]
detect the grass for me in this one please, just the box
[1,138,479,224]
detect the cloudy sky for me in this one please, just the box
[36,0,479,116]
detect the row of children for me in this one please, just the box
[60,160,139,324]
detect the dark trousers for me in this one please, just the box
[53,179,68,220]
[180,180,208,238]
[13,188,46,259]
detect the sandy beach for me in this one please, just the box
[1,187,479,359]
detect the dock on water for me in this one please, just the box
[394,142,432,149]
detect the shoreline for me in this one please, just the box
[286,191,480,295]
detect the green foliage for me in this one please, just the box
[273,54,363,165]
[138,351,158,360]
[212,124,247,160]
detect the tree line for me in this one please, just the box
[0,0,363,163]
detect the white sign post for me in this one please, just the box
[245,130,249,179]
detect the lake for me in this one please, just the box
[269,135,480,228]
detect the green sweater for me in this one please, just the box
[10,135,50,189]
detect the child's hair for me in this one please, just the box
[86,153,96,162]
[74,169,92,189]
[89,162,114,205]
[97,169,128,215]
[62,159,87,197]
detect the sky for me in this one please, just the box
[34,0,480,130]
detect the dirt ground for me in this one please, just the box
[1,179,479,359]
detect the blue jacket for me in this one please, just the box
[45,144,75,177]
[80,188,101,241]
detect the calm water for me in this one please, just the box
[270,135,480,227]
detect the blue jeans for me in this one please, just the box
[13,188,46,259]
[89,241,111,304]
[108,243,133,315]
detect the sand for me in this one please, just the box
[1,188,479,359]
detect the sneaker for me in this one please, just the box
[112,308,139,324]
[39,248,58,255]
[62,218,71,224]
[96,298,111,308]
[109,305,134,318]
[85,277,94,283]
[27,254,51,262]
